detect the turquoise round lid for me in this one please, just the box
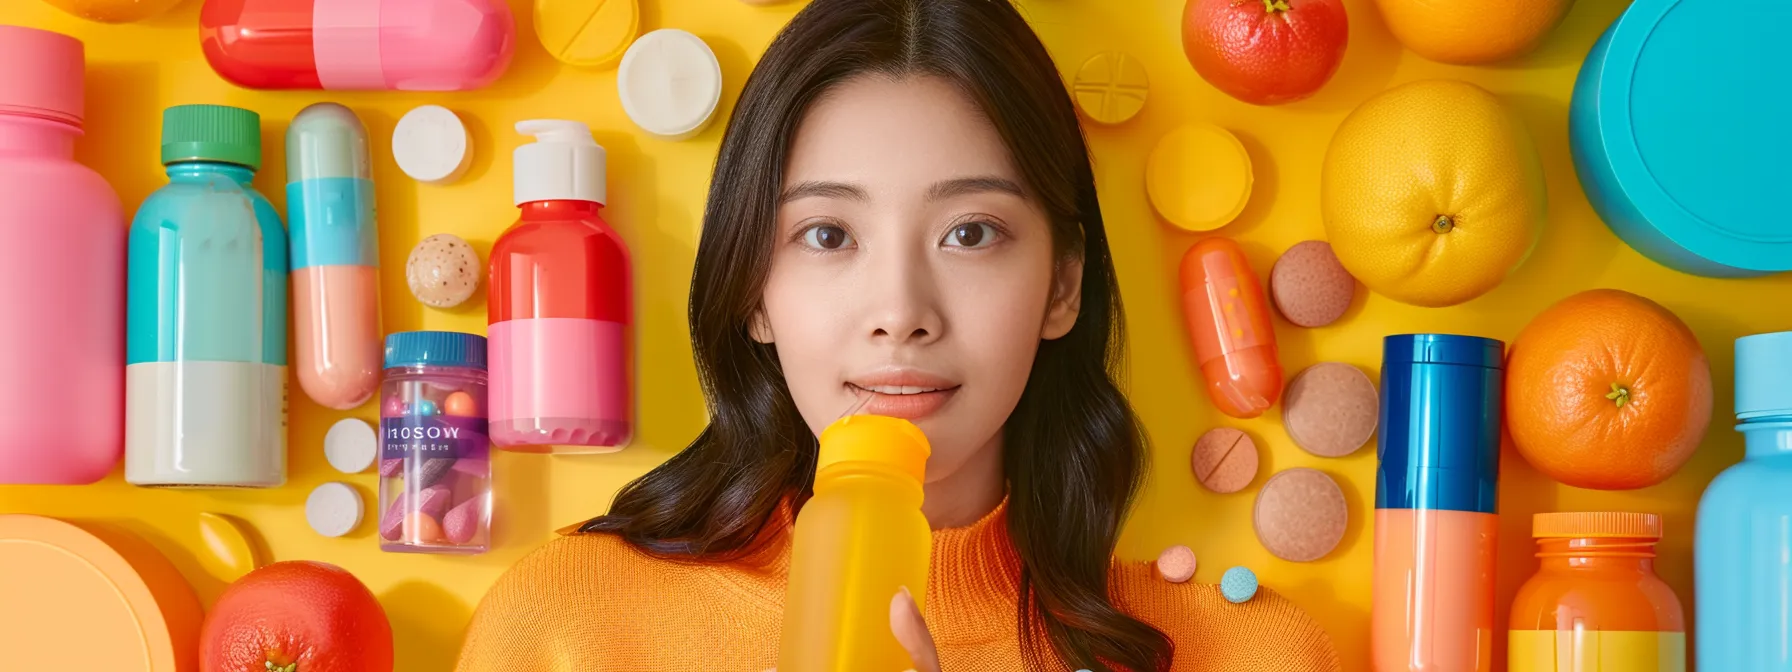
[1569,0,1789,278]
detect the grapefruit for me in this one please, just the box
[201,561,394,672]
[1374,0,1576,65]
[1321,79,1545,307]
[1506,289,1713,490]
[1182,0,1349,105]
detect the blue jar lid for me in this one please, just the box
[1377,334,1505,514]
[1737,332,1792,421]
[1568,0,1790,277]
[384,331,487,370]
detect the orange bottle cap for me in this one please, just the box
[1532,512,1662,540]
[817,414,931,483]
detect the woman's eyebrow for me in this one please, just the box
[779,180,869,205]
[927,176,1026,201]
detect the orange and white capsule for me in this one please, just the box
[1179,237,1282,418]
[288,103,381,409]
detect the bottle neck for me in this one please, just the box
[0,115,77,159]
[1741,421,1792,459]
[519,199,604,219]
[166,161,257,185]
[1535,536,1658,575]
[813,463,924,505]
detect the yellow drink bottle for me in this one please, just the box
[778,414,932,672]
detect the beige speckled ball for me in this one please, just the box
[407,234,481,309]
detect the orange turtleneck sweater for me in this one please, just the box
[455,500,1339,671]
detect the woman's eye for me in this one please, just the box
[800,224,854,251]
[943,221,999,249]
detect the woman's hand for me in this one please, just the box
[761,587,942,672]
[890,586,942,672]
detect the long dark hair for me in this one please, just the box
[581,0,1170,668]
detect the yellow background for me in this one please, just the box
[0,0,1771,670]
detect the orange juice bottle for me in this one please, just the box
[1509,512,1685,671]
[778,414,931,672]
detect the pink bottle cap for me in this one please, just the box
[0,25,84,128]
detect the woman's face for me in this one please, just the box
[758,74,1082,486]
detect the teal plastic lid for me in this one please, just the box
[1569,0,1788,277]
[161,104,261,170]
[1736,332,1792,421]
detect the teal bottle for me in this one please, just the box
[124,104,288,487]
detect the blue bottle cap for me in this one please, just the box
[384,331,487,370]
[1736,332,1792,422]
[1568,0,1790,277]
[1377,334,1504,514]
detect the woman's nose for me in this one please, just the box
[861,248,944,346]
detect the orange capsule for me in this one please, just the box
[1179,237,1283,418]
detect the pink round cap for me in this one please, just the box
[0,26,84,127]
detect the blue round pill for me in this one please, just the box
[1220,566,1258,604]
[412,399,438,417]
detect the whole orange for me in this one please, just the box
[1373,0,1576,65]
[1506,289,1713,490]
[200,561,394,672]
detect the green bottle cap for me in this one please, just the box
[161,104,261,170]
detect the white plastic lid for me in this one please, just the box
[305,482,364,538]
[323,418,377,474]
[394,105,472,184]
[515,119,606,205]
[618,29,722,140]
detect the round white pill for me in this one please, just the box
[306,482,364,538]
[618,29,723,140]
[394,105,472,184]
[324,418,378,474]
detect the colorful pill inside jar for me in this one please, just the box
[379,331,490,554]
[288,103,381,410]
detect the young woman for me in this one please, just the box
[456,0,1338,669]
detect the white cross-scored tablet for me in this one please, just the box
[306,482,365,538]
[618,29,722,140]
[393,105,472,184]
[324,417,378,474]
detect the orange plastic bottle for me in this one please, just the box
[1508,513,1686,671]
[778,414,931,672]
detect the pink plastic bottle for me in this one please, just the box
[0,27,125,484]
[488,121,633,453]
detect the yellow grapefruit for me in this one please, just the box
[1320,79,1545,308]
[1374,0,1576,65]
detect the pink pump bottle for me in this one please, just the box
[0,27,125,484]
[488,121,633,453]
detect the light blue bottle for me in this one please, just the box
[1696,331,1792,670]
[124,104,288,488]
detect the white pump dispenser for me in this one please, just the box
[514,119,607,206]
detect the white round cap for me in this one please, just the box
[618,29,722,140]
[305,482,364,538]
[323,418,378,474]
[515,119,607,206]
[393,105,472,184]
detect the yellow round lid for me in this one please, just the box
[1146,123,1254,232]
[535,0,640,69]
[1073,51,1149,126]
[0,515,202,671]
[817,414,931,483]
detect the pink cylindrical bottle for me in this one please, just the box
[0,27,125,484]
[488,120,632,453]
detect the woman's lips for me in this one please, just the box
[848,383,960,420]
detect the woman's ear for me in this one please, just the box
[749,307,776,344]
[1042,253,1084,340]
